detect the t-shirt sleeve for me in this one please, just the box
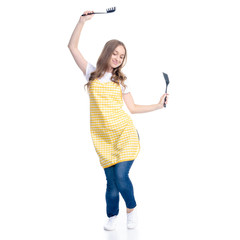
[85,62,96,81]
[121,79,131,94]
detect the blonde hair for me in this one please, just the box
[84,39,128,92]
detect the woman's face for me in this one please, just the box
[108,45,125,71]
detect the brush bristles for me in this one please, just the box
[106,7,116,13]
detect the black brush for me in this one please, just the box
[81,7,116,16]
[162,72,170,107]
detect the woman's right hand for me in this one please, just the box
[158,93,169,109]
[80,11,94,22]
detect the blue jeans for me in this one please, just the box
[104,160,137,217]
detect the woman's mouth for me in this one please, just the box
[112,60,118,65]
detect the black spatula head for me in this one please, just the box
[163,72,170,86]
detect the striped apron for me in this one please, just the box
[88,79,140,168]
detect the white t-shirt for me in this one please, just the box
[84,62,131,94]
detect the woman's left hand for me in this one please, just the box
[158,93,169,109]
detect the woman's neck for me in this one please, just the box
[106,67,113,73]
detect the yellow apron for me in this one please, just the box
[88,79,140,168]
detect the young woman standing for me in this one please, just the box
[68,10,168,231]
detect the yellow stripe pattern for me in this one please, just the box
[89,79,140,168]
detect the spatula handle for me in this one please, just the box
[164,97,167,107]
[164,88,168,108]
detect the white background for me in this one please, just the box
[0,0,239,239]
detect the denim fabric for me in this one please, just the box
[104,160,137,217]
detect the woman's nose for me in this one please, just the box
[116,56,121,62]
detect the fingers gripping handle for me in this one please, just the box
[164,90,168,108]
[164,96,167,108]
[81,12,94,16]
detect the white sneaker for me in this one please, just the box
[104,215,118,231]
[127,208,138,229]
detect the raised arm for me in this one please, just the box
[123,92,169,114]
[68,11,94,75]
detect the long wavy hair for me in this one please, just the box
[84,39,128,92]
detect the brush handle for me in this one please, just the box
[81,12,106,16]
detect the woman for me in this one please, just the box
[68,10,168,231]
